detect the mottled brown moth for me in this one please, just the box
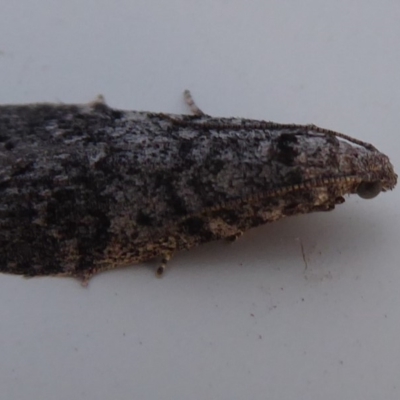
[0,91,397,283]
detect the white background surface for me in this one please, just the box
[1,1,400,399]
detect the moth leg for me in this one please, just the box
[227,231,244,242]
[156,252,173,277]
[206,217,244,242]
[183,89,205,116]
[89,94,107,107]
[80,276,90,287]
[79,271,94,287]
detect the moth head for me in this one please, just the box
[354,151,397,200]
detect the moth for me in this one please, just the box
[0,91,397,282]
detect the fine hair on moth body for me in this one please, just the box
[0,90,397,284]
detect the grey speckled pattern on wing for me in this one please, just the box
[0,98,396,281]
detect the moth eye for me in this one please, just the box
[357,181,382,199]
